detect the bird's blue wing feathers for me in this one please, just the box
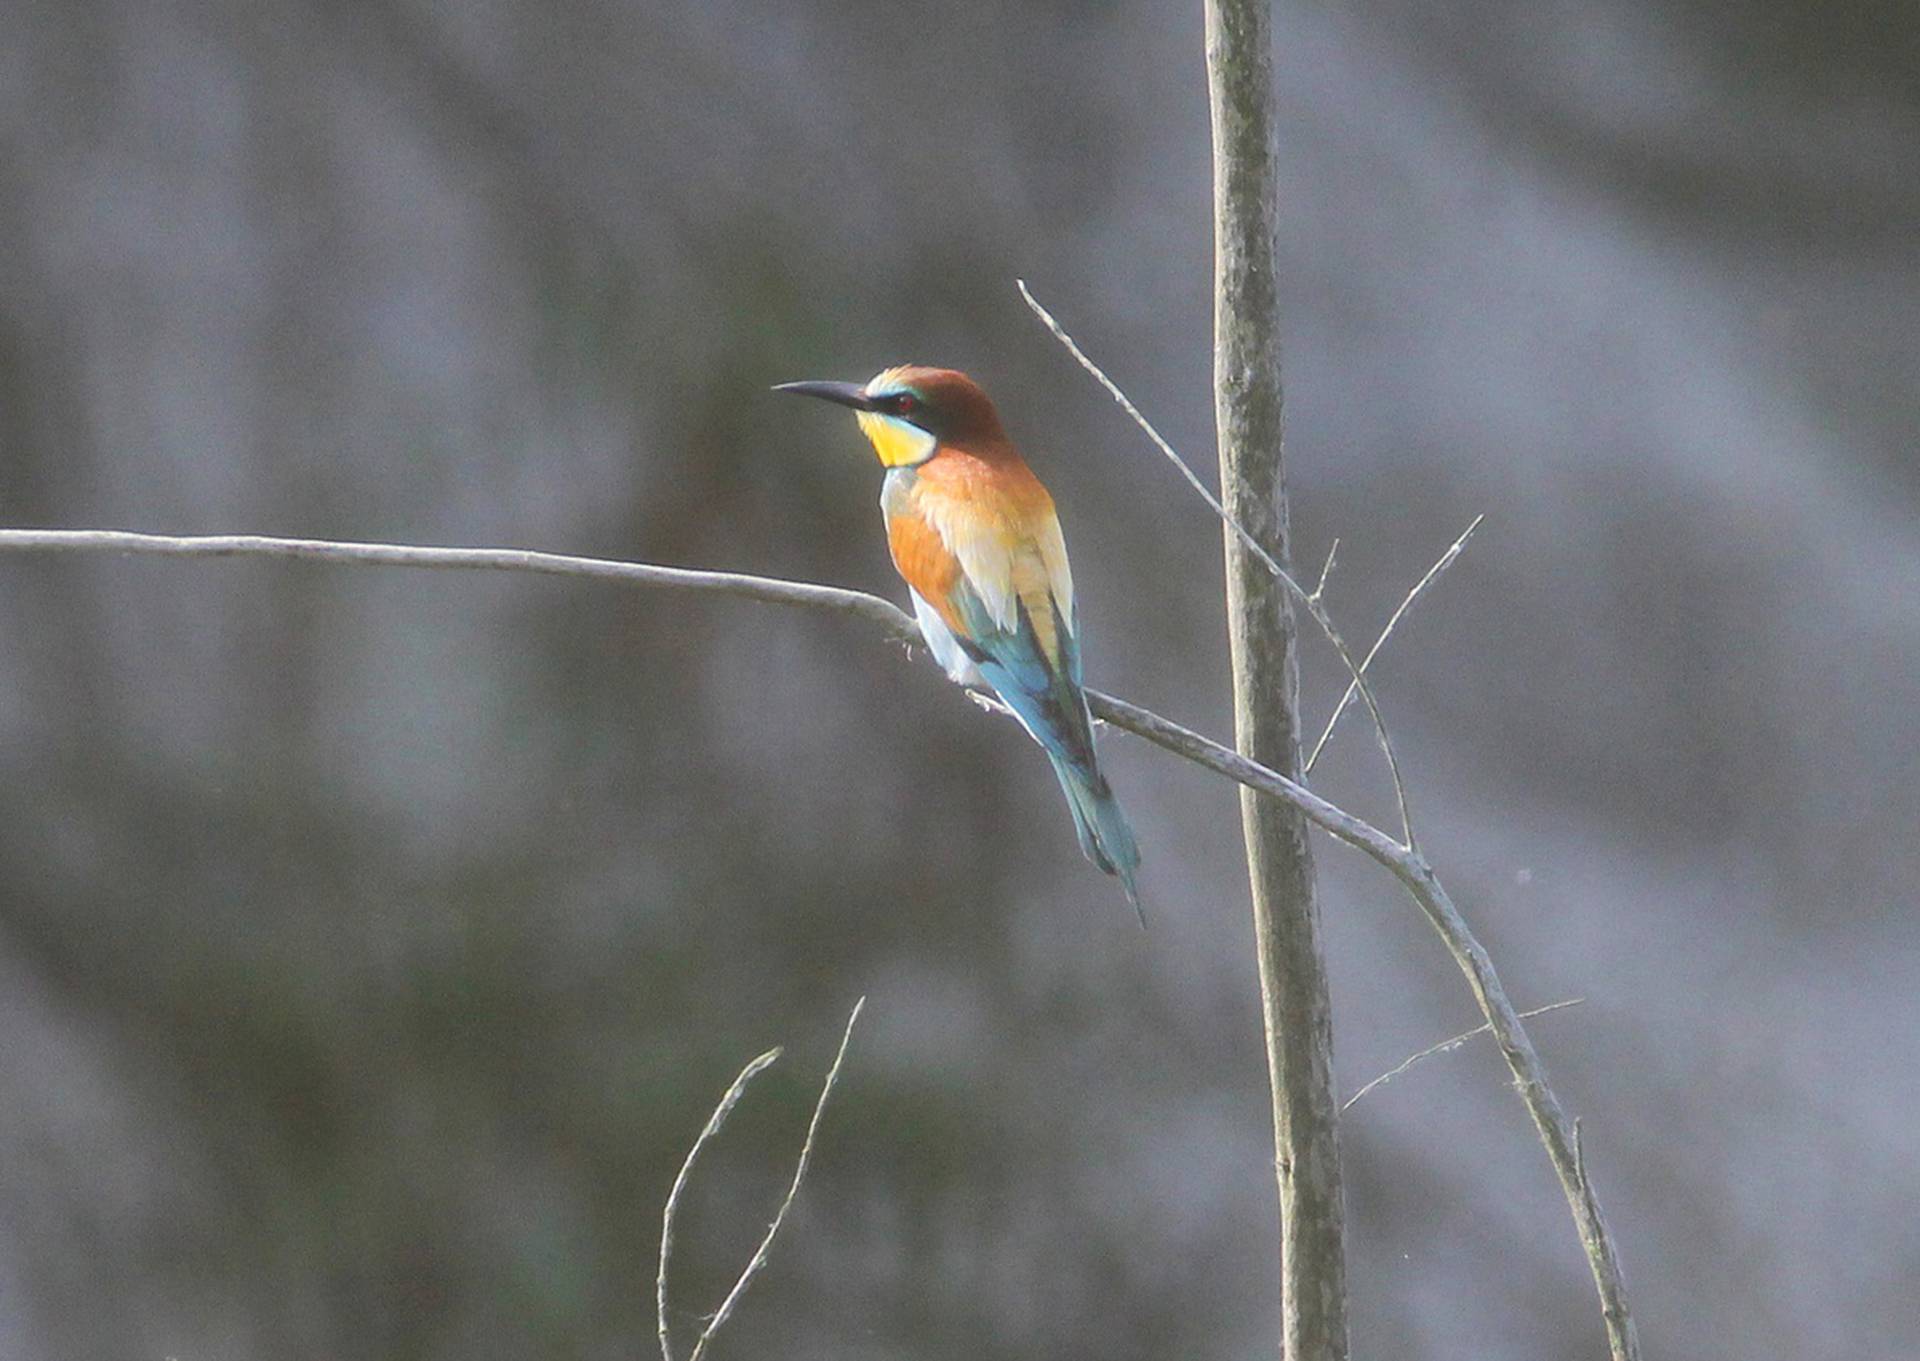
[948,579,1140,911]
[948,581,1096,771]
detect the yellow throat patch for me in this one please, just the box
[855,409,937,468]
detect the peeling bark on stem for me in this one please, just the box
[1204,2,1351,1357]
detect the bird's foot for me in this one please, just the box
[964,688,1015,719]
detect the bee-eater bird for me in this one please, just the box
[774,365,1143,921]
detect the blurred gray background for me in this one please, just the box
[1,1,1915,1357]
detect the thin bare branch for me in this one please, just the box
[1341,997,1584,1112]
[0,526,1635,1358]
[0,528,921,645]
[1017,278,1418,853]
[655,999,865,1361]
[1311,537,1340,603]
[658,1047,782,1361]
[1305,515,1484,776]
[688,997,865,1361]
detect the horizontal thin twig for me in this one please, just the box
[1341,997,1584,1112]
[0,524,1636,1359]
[0,528,920,643]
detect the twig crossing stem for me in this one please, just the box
[1019,278,1416,853]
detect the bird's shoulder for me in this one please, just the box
[899,448,1056,541]
[886,449,1076,649]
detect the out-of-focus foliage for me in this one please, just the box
[0,2,1914,1358]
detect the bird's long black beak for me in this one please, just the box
[771,379,877,411]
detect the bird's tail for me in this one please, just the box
[1046,754,1144,927]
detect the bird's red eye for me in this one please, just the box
[894,393,916,414]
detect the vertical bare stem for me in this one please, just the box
[1204,2,1349,1357]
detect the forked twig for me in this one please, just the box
[1305,515,1483,776]
[1341,997,1583,1112]
[658,998,866,1361]
[658,1047,781,1361]
[1017,279,1420,851]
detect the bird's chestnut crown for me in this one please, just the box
[774,365,1009,467]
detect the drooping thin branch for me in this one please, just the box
[1019,277,1416,853]
[1341,997,1583,1112]
[1010,282,1634,1349]
[1086,686,1636,1359]
[1304,515,1483,777]
[657,998,865,1361]
[0,525,1636,1358]
[658,1046,782,1361]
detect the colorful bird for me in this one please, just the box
[774,365,1142,921]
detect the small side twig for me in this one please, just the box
[1018,278,1419,852]
[1311,537,1340,603]
[658,998,866,1361]
[1305,515,1484,776]
[1341,997,1584,1112]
